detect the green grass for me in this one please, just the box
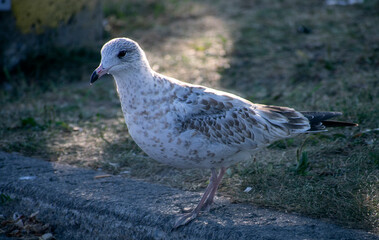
[0,193,13,205]
[0,0,378,233]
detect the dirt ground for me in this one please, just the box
[1,0,378,233]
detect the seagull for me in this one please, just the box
[90,38,357,228]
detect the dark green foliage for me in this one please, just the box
[0,193,13,205]
[296,151,309,176]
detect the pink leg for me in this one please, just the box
[173,167,227,229]
[202,167,226,211]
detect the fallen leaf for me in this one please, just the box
[94,174,112,179]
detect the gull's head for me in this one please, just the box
[90,38,147,84]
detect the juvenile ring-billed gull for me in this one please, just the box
[90,38,357,228]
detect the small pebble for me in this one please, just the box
[40,233,53,240]
[13,212,21,221]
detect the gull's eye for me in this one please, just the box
[117,50,127,58]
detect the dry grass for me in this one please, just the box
[1,0,378,233]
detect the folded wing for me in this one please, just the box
[176,86,310,149]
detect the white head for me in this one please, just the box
[90,38,149,84]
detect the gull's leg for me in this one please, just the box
[173,169,218,229]
[202,167,227,212]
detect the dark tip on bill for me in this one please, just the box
[90,71,99,85]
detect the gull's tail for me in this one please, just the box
[300,111,358,132]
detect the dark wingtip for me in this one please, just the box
[90,71,99,85]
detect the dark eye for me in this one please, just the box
[117,50,127,58]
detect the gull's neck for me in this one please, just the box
[113,63,157,115]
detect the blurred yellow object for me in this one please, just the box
[12,0,94,34]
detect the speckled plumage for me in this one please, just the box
[91,38,356,228]
[93,38,313,169]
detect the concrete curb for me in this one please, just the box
[1,152,378,240]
